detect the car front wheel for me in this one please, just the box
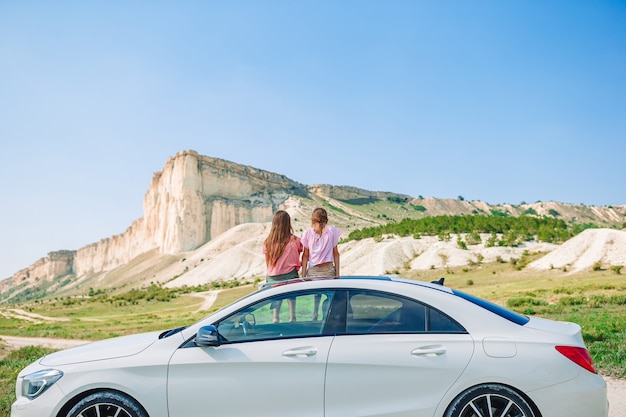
[66,390,148,417]
[445,384,536,417]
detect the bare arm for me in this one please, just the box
[301,247,309,277]
[333,246,340,278]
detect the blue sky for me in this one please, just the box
[1,1,625,279]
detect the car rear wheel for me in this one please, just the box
[445,384,536,417]
[67,390,148,417]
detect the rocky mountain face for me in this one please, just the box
[1,150,625,303]
[0,150,306,300]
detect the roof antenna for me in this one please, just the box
[431,277,445,285]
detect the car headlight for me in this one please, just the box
[21,369,64,400]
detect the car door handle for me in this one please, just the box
[282,347,318,358]
[411,346,447,357]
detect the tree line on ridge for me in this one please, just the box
[347,214,596,246]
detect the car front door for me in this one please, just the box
[167,290,335,417]
[324,290,474,417]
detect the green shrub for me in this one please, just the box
[608,294,626,305]
[466,231,482,246]
[387,196,408,204]
[559,296,587,306]
[506,297,548,308]
[548,209,560,217]
[588,295,608,308]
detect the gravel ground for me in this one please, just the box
[606,376,626,417]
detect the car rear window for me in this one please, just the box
[452,290,530,325]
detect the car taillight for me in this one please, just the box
[555,346,597,374]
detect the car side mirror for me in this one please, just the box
[196,325,220,347]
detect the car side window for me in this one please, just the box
[428,307,464,332]
[216,290,334,343]
[346,290,464,334]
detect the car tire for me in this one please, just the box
[67,390,148,417]
[445,384,536,417]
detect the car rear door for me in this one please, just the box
[324,290,474,417]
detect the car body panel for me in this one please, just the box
[325,334,474,417]
[168,337,333,417]
[526,368,608,417]
[40,331,161,366]
[13,333,185,417]
[10,276,609,417]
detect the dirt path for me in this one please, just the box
[0,309,70,323]
[0,335,90,350]
[191,290,220,312]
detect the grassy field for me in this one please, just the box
[0,284,255,340]
[0,266,624,416]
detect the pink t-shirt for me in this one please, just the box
[263,235,303,276]
[301,225,342,266]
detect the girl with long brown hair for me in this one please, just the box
[263,210,302,322]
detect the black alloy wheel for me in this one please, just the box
[445,384,536,417]
[66,391,148,417]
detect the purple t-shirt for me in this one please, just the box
[301,225,342,266]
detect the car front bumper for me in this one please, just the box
[10,383,64,417]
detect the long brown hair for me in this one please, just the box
[264,210,294,267]
[312,207,328,234]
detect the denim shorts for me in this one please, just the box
[266,268,299,282]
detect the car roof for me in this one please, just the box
[258,275,454,294]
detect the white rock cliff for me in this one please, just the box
[1,150,304,296]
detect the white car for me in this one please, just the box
[12,276,608,417]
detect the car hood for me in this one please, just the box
[40,331,161,366]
